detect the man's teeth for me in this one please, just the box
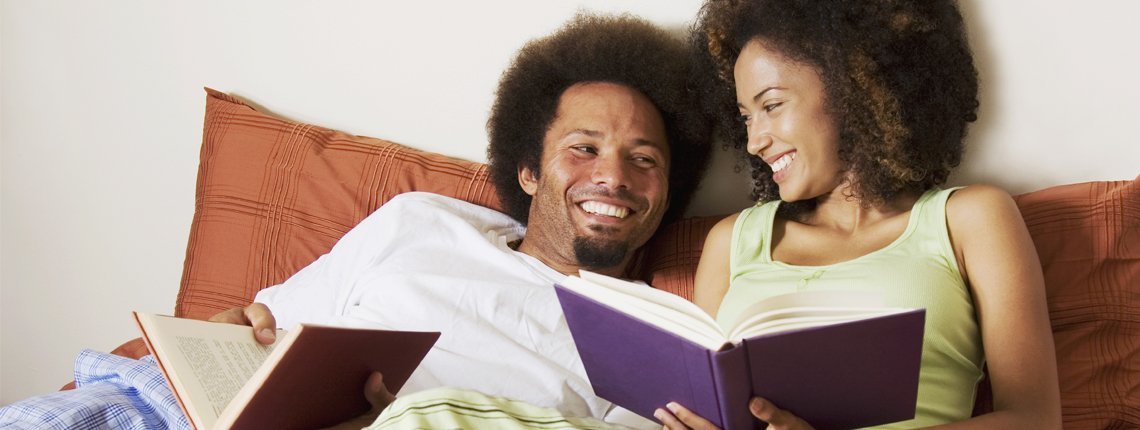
[769,152,796,173]
[581,201,630,219]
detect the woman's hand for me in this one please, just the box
[655,398,814,430]
[655,401,717,430]
[747,398,813,430]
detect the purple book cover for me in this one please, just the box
[555,286,735,428]
[742,309,925,429]
[555,284,924,430]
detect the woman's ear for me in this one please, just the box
[518,165,539,196]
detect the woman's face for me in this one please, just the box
[734,39,843,202]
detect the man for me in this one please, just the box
[0,13,710,429]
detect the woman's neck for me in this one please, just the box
[800,185,919,234]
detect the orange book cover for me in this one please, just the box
[133,312,439,430]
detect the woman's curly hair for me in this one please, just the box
[487,13,712,225]
[691,0,979,210]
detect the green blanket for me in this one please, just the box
[365,387,631,430]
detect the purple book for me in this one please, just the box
[554,273,924,430]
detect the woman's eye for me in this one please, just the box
[738,114,751,124]
[763,102,783,113]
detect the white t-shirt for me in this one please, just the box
[254,192,652,427]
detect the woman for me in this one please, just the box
[656,0,1061,428]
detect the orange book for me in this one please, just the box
[133,312,438,430]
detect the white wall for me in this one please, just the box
[1,0,1137,405]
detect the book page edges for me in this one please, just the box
[133,312,215,430]
[726,307,916,341]
[557,278,726,349]
[577,271,716,324]
[719,290,888,334]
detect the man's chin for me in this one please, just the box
[583,221,624,234]
[572,237,629,270]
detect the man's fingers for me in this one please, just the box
[207,304,277,345]
[243,303,277,344]
[363,372,396,412]
[207,307,247,324]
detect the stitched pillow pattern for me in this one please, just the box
[176,88,501,320]
[1013,178,1140,429]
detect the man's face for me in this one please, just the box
[516,82,670,276]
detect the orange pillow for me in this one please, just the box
[176,88,501,320]
[1013,178,1140,430]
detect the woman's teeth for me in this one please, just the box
[770,152,796,174]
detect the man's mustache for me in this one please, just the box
[568,186,646,211]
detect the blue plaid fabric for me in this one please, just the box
[0,350,190,429]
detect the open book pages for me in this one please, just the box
[133,313,287,430]
[567,271,721,348]
[565,271,914,350]
[135,312,440,430]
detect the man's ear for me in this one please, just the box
[518,165,538,196]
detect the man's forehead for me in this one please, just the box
[549,83,669,148]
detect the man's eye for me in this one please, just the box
[571,145,598,155]
[632,155,658,168]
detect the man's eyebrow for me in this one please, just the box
[564,129,603,138]
[738,86,781,107]
[564,129,664,151]
[633,138,664,149]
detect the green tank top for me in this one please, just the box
[720,188,983,428]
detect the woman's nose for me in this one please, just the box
[746,128,772,158]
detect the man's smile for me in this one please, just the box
[579,200,631,219]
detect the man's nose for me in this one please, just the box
[591,152,629,189]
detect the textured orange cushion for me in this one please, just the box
[176,88,501,320]
[633,216,722,301]
[1013,178,1140,429]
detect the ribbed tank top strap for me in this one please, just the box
[904,187,965,283]
[729,201,781,281]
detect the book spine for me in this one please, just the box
[711,347,755,430]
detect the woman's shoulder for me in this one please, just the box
[945,184,1018,219]
[944,184,1024,246]
[716,211,742,229]
[704,212,740,247]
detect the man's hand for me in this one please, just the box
[655,397,814,430]
[320,371,396,430]
[207,303,277,345]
